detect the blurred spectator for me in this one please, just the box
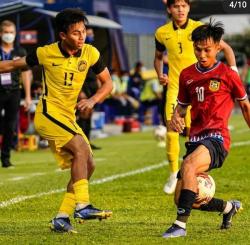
[110,69,136,118]
[0,20,31,168]
[127,61,145,100]
[77,27,101,150]
[139,71,163,125]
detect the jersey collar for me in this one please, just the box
[195,61,221,73]
[173,19,189,30]
[58,41,81,58]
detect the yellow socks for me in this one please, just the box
[166,131,180,173]
[57,192,76,217]
[73,179,90,210]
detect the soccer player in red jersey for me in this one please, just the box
[162,20,250,238]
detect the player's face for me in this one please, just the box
[194,38,220,68]
[167,0,190,25]
[60,21,86,50]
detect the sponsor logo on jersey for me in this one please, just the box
[78,60,87,72]
[209,80,220,92]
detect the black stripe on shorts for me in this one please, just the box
[42,98,76,135]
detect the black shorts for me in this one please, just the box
[177,137,228,179]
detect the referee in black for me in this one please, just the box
[0,20,31,168]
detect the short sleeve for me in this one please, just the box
[26,48,39,67]
[177,71,190,105]
[195,20,203,28]
[155,38,166,52]
[155,28,166,52]
[16,47,29,71]
[18,46,27,57]
[90,46,105,74]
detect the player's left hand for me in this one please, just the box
[24,96,32,111]
[76,98,96,112]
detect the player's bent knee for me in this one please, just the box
[181,161,196,178]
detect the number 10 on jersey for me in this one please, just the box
[196,86,204,102]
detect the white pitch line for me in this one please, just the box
[231,140,250,147]
[7,172,46,182]
[1,139,250,208]
[234,128,250,134]
[0,161,168,208]
[9,177,27,181]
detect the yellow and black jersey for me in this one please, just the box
[26,42,105,120]
[155,19,202,91]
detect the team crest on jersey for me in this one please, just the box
[209,80,220,92]
[78,60,87,72]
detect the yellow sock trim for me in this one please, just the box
[73,179,89,205]
[166,132,180,173]
[59,192,76,216]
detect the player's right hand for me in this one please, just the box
[169,116,185,133]
[76,98,95,113]
[159,74,169,86]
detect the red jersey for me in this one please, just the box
[178,62,247,151]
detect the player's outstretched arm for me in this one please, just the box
[238,99,250,128]
[0,57,28,73]
[76,67,113,112]
[94,67,113,102]
[169,104,187,133]
[219,40,236,67]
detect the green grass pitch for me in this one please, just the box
[0,113,249,244]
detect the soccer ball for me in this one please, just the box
[194,173,216,206]
[154,125,167,141]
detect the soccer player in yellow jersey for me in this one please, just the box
[0,8,113,233]
[154,0,237,194]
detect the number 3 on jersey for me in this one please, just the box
[178,42,183,54]
[64,72,74,86]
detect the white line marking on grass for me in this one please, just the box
[14,157,105,165]
[30,172,45,177]
[7,172,46,182]
[234,128,250,134]
[91,161,168,185]
[0,189,65,208]
[9,177,26,181]
[1,140,250,208]
[0,161,168,208]
[231,140,250,147]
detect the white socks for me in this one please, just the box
[174,220,186,229]
[223,201,233,214]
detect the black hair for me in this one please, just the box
[166,0,190,8]
[55,8,88,34]
[192,19,224,44]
